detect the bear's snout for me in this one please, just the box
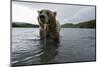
[39,15,46,23]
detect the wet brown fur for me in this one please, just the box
[38,9,59,41]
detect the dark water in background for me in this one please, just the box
[12,28,96,66]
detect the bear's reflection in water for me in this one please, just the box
[39,38,59,64]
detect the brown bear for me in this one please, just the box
[37,9,60,42]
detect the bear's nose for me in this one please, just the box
[39,15,45,20]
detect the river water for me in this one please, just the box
[12,28,96,66]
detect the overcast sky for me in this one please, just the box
[12,1,95,25]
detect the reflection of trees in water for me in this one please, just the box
[39,38,59,64]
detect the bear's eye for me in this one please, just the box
[39,11,42,14]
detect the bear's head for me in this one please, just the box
[37,9,56,24]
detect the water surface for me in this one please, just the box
[12,28,96,66]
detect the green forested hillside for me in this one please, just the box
[61,19,96,28]
[12,22,39,27]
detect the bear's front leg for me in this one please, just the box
[40,29,44,40]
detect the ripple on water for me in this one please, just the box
[12,28,96,66]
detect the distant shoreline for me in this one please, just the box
[61,19,96,28]
[12,22,39,28]
[12,27,96,29]
[12,19,96,28]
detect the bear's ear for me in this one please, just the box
[54,12,57,16]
